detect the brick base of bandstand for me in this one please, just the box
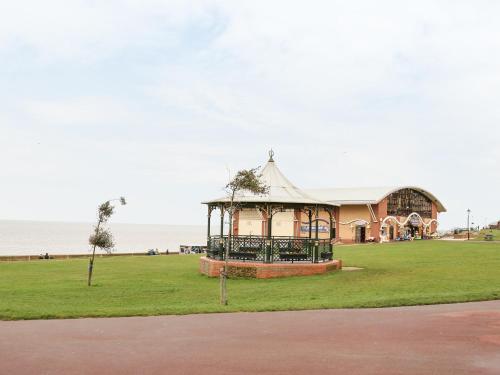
[199,257,342,279]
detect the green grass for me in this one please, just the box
[474,228,500,241]
[1,241,499,320]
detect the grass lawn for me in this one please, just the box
[1,240,499,320]
[474,228,500,241]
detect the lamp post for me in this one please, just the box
[467,209,471,240]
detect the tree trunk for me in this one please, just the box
[87,258,94,287]
[87,220,101,287]
[219,267,226,305]
[221,209,232,305]
[87,245,97,287]
[220,194,235,305]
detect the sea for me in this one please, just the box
[0,220,207,256]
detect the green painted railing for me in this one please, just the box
[207,235,333,263]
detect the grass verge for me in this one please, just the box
[0,240,499,320]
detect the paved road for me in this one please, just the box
[1,301,499,375]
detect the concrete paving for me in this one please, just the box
[1,300,499,375]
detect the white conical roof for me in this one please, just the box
[206,152,335,206]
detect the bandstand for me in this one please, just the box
[200,151,342,278]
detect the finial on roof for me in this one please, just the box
[268,149,275,162]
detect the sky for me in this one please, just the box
[1,0,499,230]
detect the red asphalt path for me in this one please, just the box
[1,300,499,375]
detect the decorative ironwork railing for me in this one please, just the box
[207,235,333,263]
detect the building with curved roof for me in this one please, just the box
[306,186,446,243]
[306,186,446,212]
[204,152,446,250]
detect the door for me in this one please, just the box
[355,225,366,243]
[360,226,366,242]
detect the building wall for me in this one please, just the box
[233,196,440,242]
[236,209,296,237]
[237,209,263,236]
[338,205,372,243]
[271,211,295,237]
[370,199,387,239]
[431,202,438,233]
[298,209,334,240]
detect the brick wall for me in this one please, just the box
[199,257,342,279]
[431,202,438,233]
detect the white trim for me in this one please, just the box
[381,213,438,230]
[367,204,378,222]
[339,219,370,226]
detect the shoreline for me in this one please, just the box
[0,220,206,259]
[0,252,181,262]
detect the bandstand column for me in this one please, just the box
[327,209,334,253]
[207,205,212,255]
[219,206,224,236]
[266,205,273,263]
[308,210,313,239]
[207,205,212,239]
[314,206,319,263]
[219,205,225,260]
[315,207,319,240]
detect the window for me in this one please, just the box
[387,189,432,218]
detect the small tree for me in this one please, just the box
[87,197,126,286]
[220,168,268,305]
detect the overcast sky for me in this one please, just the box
[1,1,499,230]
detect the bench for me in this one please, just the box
[321,252,333,261]
[231,251,258,261]
[230,246,260,261]
[279,252,309,262]
[485,234,494,241]
[207,249,220,258]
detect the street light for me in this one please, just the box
[467,209,471,240]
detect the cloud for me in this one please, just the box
[25,96,138,126]
[0,0,209,63]
[0,1,499,228]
